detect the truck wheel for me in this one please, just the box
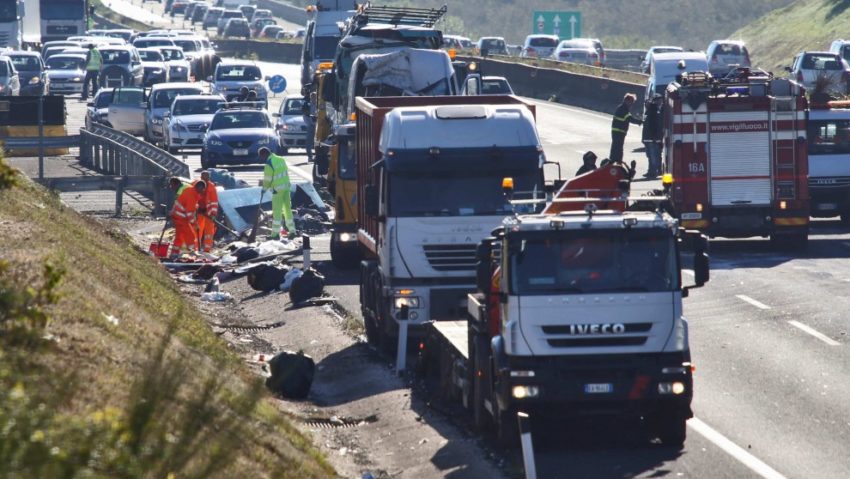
[364,310,379,345]
[331,236,361,269]
[495,406,519,447]
[656,414,687,449]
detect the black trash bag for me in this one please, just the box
[247,264,290,292]
[291,187,313,209]
[233,246,260,263]
[265,350,315,399]
[289,268,326,304]
[192,264,222,280]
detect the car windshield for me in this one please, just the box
[803,54,844,70]
[314,35,339,59]
[10,56,41,71]
[210,111,269,130]
[529,37,557,47]
[101,50,131,64]
[136,39,173,48]
[388,171,539,217]
[173,40,197,52]
[159,48,185,61]
[481,79,509,94]
[94,91,114,108]
[47,56,84,70]
[0,63,8,76]
[113,88,144,105]
[283,98,304,115]
[716,44,744,55]
[39,0,85,20]
[481,39,504,49]
[510,230,679,295]
[138,50,163,62]
[173,98,223,116]
[223,11,241,18]
[216,65,262,81]
[153,88,201,108]
[808,120,850,154]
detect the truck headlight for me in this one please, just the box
[394,296,420,309]
[339,232,355,242]
[657,381,686,395]
[512,385,539,399]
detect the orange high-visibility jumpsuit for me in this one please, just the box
[170,185,202,256]
[194,179,219,252]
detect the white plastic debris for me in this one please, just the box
[220,254,239,265]
[102,313,120,326]
[201,291,233,302]
[279,268,303,292]
[257,239,297,256]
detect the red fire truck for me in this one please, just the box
[663,70,809,248]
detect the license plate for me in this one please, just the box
[233,148,249,156]
[584,383,613,394]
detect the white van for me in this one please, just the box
[646,51,708,99]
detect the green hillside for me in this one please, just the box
[731,0,850,74]
[293,0,793,49]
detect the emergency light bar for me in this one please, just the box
[509,195,670,206]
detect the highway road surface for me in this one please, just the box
[60,9,850,477]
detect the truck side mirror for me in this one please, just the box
[364,184,379,217]
[321,74,336,103]
[475,238,495,293]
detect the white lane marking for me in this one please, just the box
[689,417,787,479]
[787,320,841,346]
[736,295,771,310]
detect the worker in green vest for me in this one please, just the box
[260,147,296,239]
[82,44,102,101]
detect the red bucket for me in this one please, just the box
[149,242,171,258]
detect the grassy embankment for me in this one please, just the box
[0,157,334,477]
[731,0,850,74]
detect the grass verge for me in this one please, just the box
[731,0,850,74]
[0,157,334,478]
[91,0,152,32]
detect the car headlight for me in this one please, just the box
[208,138,223,146]
[152,117,163,125]
[394,296,420,309]
[72,77,81,82]
[280,124,289,131]
[172,67,185,72]
[29,76,40,85]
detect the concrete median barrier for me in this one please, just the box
[211,39,302,64]
[463,56,646,114]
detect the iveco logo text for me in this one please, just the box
[568,323,626,335]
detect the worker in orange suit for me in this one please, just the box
[169,179,206,257]
[194,171,219,253]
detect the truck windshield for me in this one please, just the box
[0,0,16,23]
[39,0,85,20]
[314,35,340,60]
[509,230,678,295]
[808,119,850,154]
[388,171,539,217]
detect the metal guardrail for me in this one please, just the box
[40,175,172,216]
[1,135,80,150]
[81,123,190,178]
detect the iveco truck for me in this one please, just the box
[355,95,544,351]
[0,0,24,49]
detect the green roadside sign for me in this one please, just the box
[532,11,582,40]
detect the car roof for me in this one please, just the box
[150,82,204,91]
[526,34,558,39]
[9,50,41,57]
[653,51,707,61]
[217,59,258,66]
[173,94,225,101]
[481,76,508,81]
[710,39,746,46]
[100,45,134,51]
[138,47,165,53]
[49,53,86,60]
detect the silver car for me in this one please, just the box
[144,83,205,144]
[164,94,225,153]
[85,88,114,130]
[520,34,559,59]
[138,48,169,86]
[98,46,144,88]
[106,86,146,135]
[209,61,268,103]
[155,46,192,82]
[46,54,86,95]
[0,56,21,96]
[274,95,307,153]
[788,51,850,95]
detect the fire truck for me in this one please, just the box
[664,70,810,248]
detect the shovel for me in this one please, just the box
[248,187,266,243]
[200,212,240,238]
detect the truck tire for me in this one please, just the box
[330,235,361,269]
[495,405,519,447]
[655,414,687,449]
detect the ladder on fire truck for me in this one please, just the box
[771,87,799,201]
